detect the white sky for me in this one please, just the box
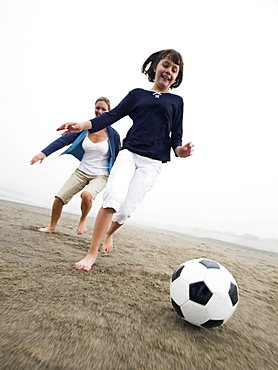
[0,0,277,239]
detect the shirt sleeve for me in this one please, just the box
[170,97,184,152]
[41,133,80,157]
[88,90,136,133]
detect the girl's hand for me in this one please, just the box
[30,152,46,165]
[175,142,194,158]
[56,121,92,135]
[56,122,83,135]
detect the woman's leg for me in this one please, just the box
[77,175,107,234]
[77,191,93,234]
[39,169,88,232]
[38,196,64,232]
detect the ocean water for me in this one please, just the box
[0,185,90,216]
[0,186,49,209]
[0,186,277,254]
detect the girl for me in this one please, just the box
[30,97,121,234]
[58,49,194,271]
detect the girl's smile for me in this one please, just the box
[152,57,180,93]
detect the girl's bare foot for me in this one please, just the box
[102,234,113,254]
[38,226,55,232]
[74,253,98,271]
[77,220,87,234]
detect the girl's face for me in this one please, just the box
[95,100,109,116]
[153,57,180,92]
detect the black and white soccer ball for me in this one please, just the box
[170,258,239,328]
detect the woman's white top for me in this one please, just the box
[78,135,109,176]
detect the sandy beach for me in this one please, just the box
[0,199,277,369]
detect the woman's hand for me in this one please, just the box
[56,121,92,135]
[30,152,46,165]
[175,142,194,158]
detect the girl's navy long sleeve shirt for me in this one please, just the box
[89,88,183,163]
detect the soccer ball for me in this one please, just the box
[170,258,239,328]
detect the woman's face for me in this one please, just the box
[95,100,109,116]
[153,57,180,92]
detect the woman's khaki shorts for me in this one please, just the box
[56,168,108,205]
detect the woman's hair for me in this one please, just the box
[95,97,111,111]
[141,49,184,89]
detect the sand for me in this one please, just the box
[0,199,277,369]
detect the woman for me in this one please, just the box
[30,97,121,234]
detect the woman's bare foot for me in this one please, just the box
[74,253,98,271]
[77,220,87,234]
[102,234,113,254]
[38,226,55,232]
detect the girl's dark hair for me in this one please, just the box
[141,49,184,89]
[95,97,111,111]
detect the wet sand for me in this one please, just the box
[0,199,277,369]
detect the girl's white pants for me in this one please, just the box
[102,149,162,224]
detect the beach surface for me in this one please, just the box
[0,199,277,369]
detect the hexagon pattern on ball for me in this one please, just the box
[170,258,239,328]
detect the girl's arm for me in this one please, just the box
[57,91,135,135]
[57,121,92,135]
[171,97,184,152]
